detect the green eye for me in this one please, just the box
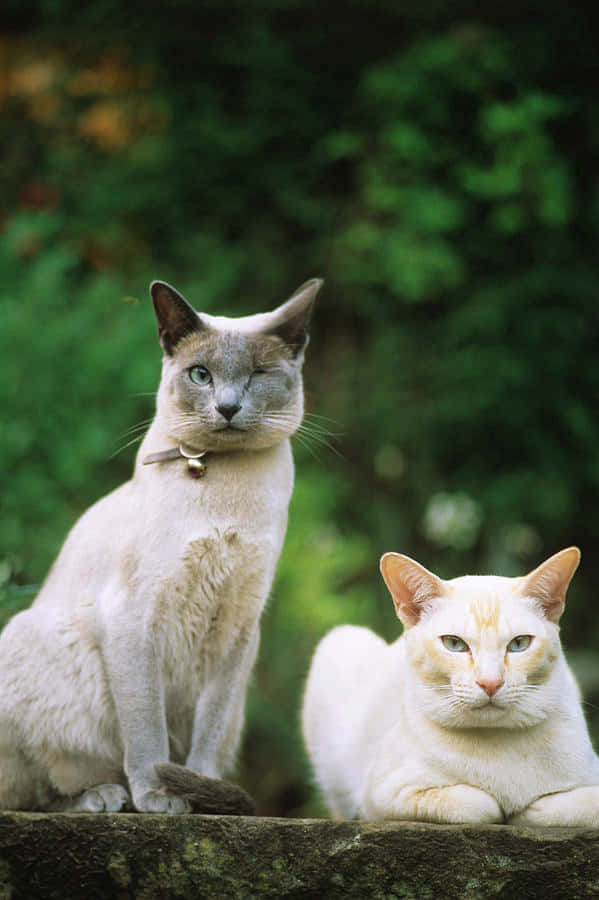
[441,635,469,653]
[507,635,532,653]
[189,366,212,386]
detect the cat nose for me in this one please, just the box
[217,402,241,421]
[476,677,504,697]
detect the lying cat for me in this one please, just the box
[0,277,321,813]
[303,546,599,825]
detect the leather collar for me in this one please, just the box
[143,444,208,478]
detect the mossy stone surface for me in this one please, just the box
[0,812,598,899]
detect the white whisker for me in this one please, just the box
[110,433,145,459]
[158,406,343,458]
[118,419,154,439]
[303,413,344,437]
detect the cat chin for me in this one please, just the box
[428,709,510,729]
[171,425,298,453]
[430,704,549,730]
[208,429,296,452]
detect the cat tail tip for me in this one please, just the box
[154,762,256,816]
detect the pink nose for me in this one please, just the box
[476,677,504,697]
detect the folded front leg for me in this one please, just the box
[509,786,599,827]
[365,769,504,824]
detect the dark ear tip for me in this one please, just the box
[149,280,172,300]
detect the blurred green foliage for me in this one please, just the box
[2,1,599,816]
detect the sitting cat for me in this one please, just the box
[0,277,321,814]
[303,546,599,825]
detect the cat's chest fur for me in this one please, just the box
[124,442,293,668]
[42,439,293,689]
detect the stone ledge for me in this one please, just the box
[0,812,598,899]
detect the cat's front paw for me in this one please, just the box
[134,789,191,816]
[367,776,504,824]
[134,788,191,814]
[509,786,599,827]
[443,784,504,825]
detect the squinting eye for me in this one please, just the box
[507,635,532,653]
[441,635,469,653]
[189,366,212,386]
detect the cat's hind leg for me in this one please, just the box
[0,746,131,812]
[0,747,56,811]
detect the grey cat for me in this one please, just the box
[0,278,321,813]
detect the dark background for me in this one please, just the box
[2,1,598,816]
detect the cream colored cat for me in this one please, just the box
[303,547,599,825]
[0,277,321,813]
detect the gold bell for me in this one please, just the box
[187,456,207,478]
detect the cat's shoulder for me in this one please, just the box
[312,624,390,668]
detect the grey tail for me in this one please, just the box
[154,762,255,816]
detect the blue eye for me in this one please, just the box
[507,635,532,653]
[441,635,469,653]
[189,366,212,386]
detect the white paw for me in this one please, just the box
[446,784,503,825]
[135,789,191,814]
[71,784,131,812]
[509,786,599,827]
[368,778,504,824]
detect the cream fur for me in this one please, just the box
[302,547,599,825]
[0,278,320,813]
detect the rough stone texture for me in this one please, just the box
[0,812,598,899]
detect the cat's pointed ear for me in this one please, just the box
[380,553,445,627]
[150,281,204,355]
[519,546,581,623]
[266,278,323,355]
